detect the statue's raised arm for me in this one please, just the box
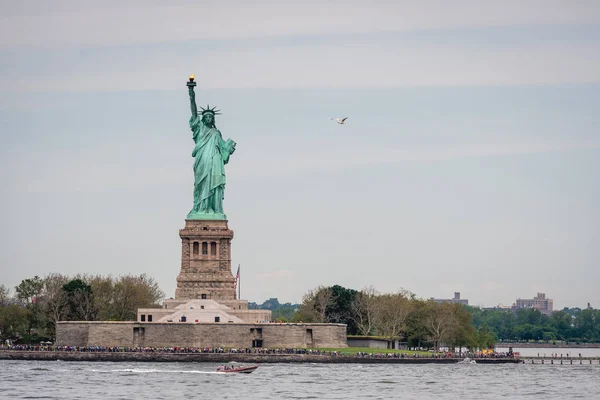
[187,74,198,117]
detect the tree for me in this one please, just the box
[39,273,69,338]
[328,285,359,333]
[542,331,557,342]
[574,309,599,342]
[15,276,44,336]
[111,274,164,321]
[0,304,29,340]
[0,284,10,306]
[87,275,115,321]
[373,292,412,342]
[63,279,97,321]
[271,303,299,321]
[423,301,455,351]
[15,276,44,305]
[405,299,431,349]
[549,311,573,340]
[295,286,334,323]
[476,325,497,350]
[260,298,281,310]
[515,308,546,327]
[445,304,478,354]
[350,286,379,336]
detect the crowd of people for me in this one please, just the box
[0,344,515,358]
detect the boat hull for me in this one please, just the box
[217,365,258,374]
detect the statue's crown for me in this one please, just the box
[199,104,221,116]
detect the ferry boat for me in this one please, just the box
[216,364,258,374]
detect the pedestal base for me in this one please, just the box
[186,211,227,220]
[175,219,236,300]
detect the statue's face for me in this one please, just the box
[203,113,214,125]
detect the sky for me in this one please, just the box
[1,0,599,309]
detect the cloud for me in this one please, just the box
[2,2,599,92]
[3,40,600,92]
[2,1,599,50]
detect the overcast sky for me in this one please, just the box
[1,0,599,309]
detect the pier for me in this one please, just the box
[521,356,600,365]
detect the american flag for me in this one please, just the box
[234,265,240,289]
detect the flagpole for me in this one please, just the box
[238,264,241,300]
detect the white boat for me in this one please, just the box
[216,364,258,374]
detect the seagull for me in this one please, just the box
[331,117,348,125]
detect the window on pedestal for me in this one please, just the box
[141,314,145,322]
[202,242,208,255]
[210,242,217,255]
[193,242,199,256]
[215,316,220,322]
[148,315,152,322]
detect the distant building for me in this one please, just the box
[347,336,405,350]
[430,292,468,306]
[513,292,553,315]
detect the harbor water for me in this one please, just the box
[1,360,598,399]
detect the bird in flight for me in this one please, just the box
[331,117,348,124]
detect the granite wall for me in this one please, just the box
[56,322,347,349]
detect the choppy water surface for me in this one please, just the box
[1,360,599,399]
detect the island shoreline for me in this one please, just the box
[0,351,520,364]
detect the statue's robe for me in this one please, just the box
[189,115,235,214]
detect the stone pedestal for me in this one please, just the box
[175,219,237,300]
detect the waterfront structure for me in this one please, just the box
[55,75,347,349]
[512,293,553,315]
[347,336,405,350]
[430,292,469,305]
[58,321,346,348]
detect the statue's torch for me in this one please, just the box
[187,74,196,88]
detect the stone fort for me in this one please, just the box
[56,210,346,348]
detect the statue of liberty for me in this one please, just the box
[186,75,236,220]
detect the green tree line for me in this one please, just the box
[291,285,599,347]
[0,274,163,343]
[469,306,600,343]
[291,285,496,351]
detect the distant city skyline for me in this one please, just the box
[1,1,599,310]
[431,292,469,306]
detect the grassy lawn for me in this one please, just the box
[313,347,439,356]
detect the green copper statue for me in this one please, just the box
[186,74,236,220]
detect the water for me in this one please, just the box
[1,360,599,399]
